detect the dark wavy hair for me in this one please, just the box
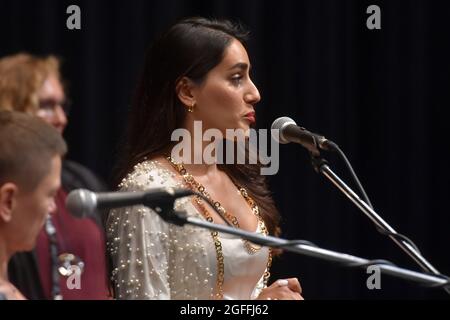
[114,17,280,236]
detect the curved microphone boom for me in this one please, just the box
[66,188,196,218]
[271,116,338,155]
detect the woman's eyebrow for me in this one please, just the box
[228,62,250,71]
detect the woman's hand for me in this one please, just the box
[256,278,304,300]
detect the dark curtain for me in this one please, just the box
[1,0,449,299]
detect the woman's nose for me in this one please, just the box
[244,79,261,105]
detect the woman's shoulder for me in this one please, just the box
[118,158,180,191]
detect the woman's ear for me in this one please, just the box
[0,183,17,223]
[175,76,197,109]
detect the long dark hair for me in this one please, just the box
[114,17,280,236]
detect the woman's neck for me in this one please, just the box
[183,161,219,177]
[175,121,222,177]
[179,143,220,177]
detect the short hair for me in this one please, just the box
[0,111,67,191]
[0,53,61,114]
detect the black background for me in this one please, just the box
[1,0,449,299]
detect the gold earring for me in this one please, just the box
[188,102,195,113]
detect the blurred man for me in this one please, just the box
[0,111,67,300]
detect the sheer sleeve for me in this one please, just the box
[107,172,172,299]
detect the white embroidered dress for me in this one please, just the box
[107,160,270,300]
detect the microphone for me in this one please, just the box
[66,187,196,218]
[271,116,338,155]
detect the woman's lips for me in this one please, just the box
[244,112,256,123]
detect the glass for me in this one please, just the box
[36,98,72,118]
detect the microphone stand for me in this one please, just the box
[154,206,450,292]
[308,154,450,295]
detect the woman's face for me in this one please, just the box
[190,39,261,135]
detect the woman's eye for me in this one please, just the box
[231,75,243,85]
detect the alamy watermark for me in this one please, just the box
[66,5,81,30]
[65,5,380,31]
[366,265,381,290]
[366,5,381,30]
[170,121,280,175]
[65,265,82,290]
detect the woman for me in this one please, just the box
[107,17,303,300]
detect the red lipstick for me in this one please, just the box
[244,111,256,123]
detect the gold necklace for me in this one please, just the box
[167,156,266,253]
[166,156,272,299]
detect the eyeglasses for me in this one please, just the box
[37,98,72,117]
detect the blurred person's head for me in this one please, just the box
[0,53,68,133]
[121,17,256,165]
[0,111,67,256]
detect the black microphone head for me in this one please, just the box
[66,189,97,218]
[171,188,196,198]
[271,116,297,144]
